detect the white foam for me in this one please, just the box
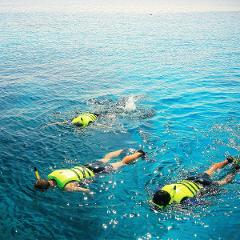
[124,96,136,112]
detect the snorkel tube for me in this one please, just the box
[34,167,50,191]
[34,167,41,180]
[166,185,177,205]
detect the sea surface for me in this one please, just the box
[0,11,240,240]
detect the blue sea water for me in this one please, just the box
[0,11,240,240]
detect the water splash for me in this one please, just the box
[123,96,137,112]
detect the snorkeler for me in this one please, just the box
[34,149,146,192]
[47,112,98,127]
[150,156,240,209]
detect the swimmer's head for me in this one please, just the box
[34,179,50,191]
[152,190,171,207]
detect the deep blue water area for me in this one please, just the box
[0,11,240,240]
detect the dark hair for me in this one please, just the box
[152,190,171,207]
[34,179,50,190]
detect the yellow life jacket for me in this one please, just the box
[71,113,97,127]
[48,166,95,189]
[162,180,203,205]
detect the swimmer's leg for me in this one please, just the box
[214,171,237,186]
[205,158,230,176]
[99,149,125,164]
[110,151,144,170]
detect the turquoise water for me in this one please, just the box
[0,11,240,240]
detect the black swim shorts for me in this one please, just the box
[85,161,113,174]
[186,173,213,187]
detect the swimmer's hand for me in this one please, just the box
[64,182,90,193]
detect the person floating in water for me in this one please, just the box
[47,112,98,128]
[150,156,240,209]
[34,149,146,192]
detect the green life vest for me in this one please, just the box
[161,180,203,205]
[71,113,97,127]
[48,166,95,189]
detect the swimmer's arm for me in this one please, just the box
[181,198,209,206]
[42,120,71,128]
[47,120,69,126]
[214,172,237,186]
[64,182,90,192]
